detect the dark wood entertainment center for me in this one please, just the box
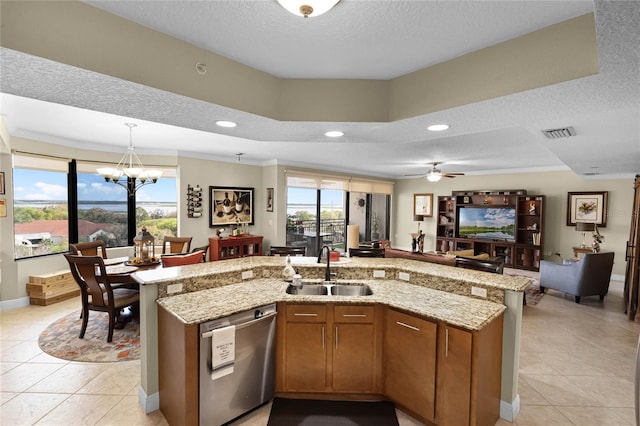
[436,190,545,271]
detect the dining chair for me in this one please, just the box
[64,254,140,343]
[270,246,307,256]
[190,244,210,262]
[162,236,193,254]
[161,250,205,267]
[69,240,108,258]
[349,247,385,258]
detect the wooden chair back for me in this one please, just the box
[270,246,307,256]
[162,236,193,254]
[191,244,210,262]
[64,254,139,342]
[69,240,108,258]
[349,247,385,258]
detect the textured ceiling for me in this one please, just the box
[1,0,639,180]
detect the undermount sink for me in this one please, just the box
[285,284,329,295]
[330,284,373,296]
[285,282,372,296]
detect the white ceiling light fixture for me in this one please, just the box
[426,169,443,182]
[277,0,340,18]
[427,124,450,132]
[325,130,344,137]
[216,120,237,128]
[97,123,162,196]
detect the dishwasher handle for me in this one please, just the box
[201,311,277,338]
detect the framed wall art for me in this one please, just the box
[413,193,433,217]
[266,187,274,212]
[209,186,254,227]
[566,191,608,227]
[0,171,4,195]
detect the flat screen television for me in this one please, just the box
[457,207,516,241]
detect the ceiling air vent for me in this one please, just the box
[541,126,576,139]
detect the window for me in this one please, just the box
[135,172,178,243]
[13,154,70,258]
[285,170,392,256]
[13,153,177,259]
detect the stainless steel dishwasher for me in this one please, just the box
[199,303,277,426]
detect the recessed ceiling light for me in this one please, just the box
[427,124,449,132]
[216,120,237,128]
[325,130,344,137]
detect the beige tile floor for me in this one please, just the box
[1,276,637,425]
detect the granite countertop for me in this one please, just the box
[156,278,506,331]
[135,256,531,292]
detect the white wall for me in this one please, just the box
[393,171,633,277]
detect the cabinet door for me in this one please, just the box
[384,308,437,423]
[436,325,472,426]
[285,322,327,391]
[333,323,375,392]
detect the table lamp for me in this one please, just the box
[576,222,595,248]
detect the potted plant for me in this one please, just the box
[371,212,380,241]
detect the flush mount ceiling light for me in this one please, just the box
[325,130,344,137]
[216,120,237,128]
[427,124,450,132]
[277,0,340,18]
[97,123,162,196]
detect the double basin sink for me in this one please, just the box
[286,281,373,296]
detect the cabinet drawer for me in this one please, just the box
[334,305,374,323]
[286,304,327,322]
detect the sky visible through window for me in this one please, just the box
[14,169,175,202]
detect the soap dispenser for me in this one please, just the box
[282,255,295,282]
[292,268,302,288]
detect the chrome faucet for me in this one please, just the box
[317,245,333,281]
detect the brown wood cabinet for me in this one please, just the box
[436,316,504,426]
[332,305,376,393]
[208,235,263,261]
[384,308,437,423]
[279,303,381,394]
[283,304,328,391]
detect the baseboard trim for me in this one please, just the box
[500,394,520,422]
[0,296,30,311]
[138,386,160,414]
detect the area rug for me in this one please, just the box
[267,397,399,426]
[525,281,545,306]
[38,310,140,362]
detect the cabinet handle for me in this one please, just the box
[322,326,325,349]
[396,321,420,332]
[445,328,449,357]
[294,313,318,317]
[335,326,339,349]
[343,314,367,318]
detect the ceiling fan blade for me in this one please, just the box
[442,175,457,178]
[404,174,427,178]
[443,173,465,177]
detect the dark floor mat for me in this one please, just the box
[267,397,399,426]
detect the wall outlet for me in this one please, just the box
[373,270,385,278]
[242,270,254,280]
[471,286,487,298]
[398,272,410,281]
[167,283,183,294]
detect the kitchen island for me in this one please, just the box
[134,256,529,423]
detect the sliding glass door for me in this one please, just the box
[286,187,346,257]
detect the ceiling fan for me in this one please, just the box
[407,162,465,182]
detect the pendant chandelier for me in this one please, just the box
[97,123,162,196]
[277,0,340,18]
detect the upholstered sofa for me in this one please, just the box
[539,251,615,303]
